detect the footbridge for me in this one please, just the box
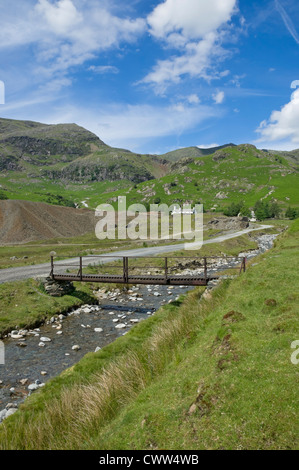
[50,255,246,286]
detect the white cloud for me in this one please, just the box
[88,65,119,74]
[212,90,225,104]
[187,94,200,104]
[36,0,82,35]
[141,32,229,92]
[148,0,236,41]
[142,0,237,90]
[0,1,146,81]
[256,89,299,146]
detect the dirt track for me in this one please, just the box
[0,200,96,245]
[0,225,273,284]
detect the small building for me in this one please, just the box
[171,205,195,216]
[250,210,257,222]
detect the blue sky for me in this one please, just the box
[0,0,299,154]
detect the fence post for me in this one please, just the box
[243,257,246,272]
[165,257,168,282]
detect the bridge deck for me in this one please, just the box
[52,273,220,286]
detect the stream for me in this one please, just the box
[0,233,278,419]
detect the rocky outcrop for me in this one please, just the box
[208,217,250,230]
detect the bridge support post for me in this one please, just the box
[165,257,168,283]
[50,256,54,280]
[79,257,83,281]
[123,257,128,283]
[239,257,246,274]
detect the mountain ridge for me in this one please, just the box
[0,117,298,212]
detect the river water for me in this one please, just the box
[0,233,278,416]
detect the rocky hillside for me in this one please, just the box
[95,144,299,212]
[0,117,298,213]
[0,117,168,183]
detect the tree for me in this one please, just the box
[269,201,281,219]
[254,200,281,220]
[285,207,299,220]
[223,201,249,217]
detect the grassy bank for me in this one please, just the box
[0,280,97,338]
[0,220,298,449]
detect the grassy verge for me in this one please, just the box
[0,220,298,449]
[0,280,97,338]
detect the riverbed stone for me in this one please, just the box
[40,337,51,342]
[11,333,24,340]
[28,383,39,391]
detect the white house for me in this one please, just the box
[171,205,195,216]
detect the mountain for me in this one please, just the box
[95,143,299,211]
[0,117,168,184]
[0,117,298,212]
[161,143,236,162]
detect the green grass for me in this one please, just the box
[0,221,298,449]
[0,279,97,338]
[1,144,298,214]
[95,145,299,212]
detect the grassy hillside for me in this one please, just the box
[94,144,299,212]
[1,220,298,450]
[161,143,236,162]
[0,117,298,213]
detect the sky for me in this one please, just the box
[0,0,299,154]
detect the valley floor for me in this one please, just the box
[0,220,298,449]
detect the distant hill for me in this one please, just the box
[0,117,168,184]
[161,143,236,162]
[267,148,299,167]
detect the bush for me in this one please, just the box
[0,191,8,200]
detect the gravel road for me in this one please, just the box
[0,225,273,284]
